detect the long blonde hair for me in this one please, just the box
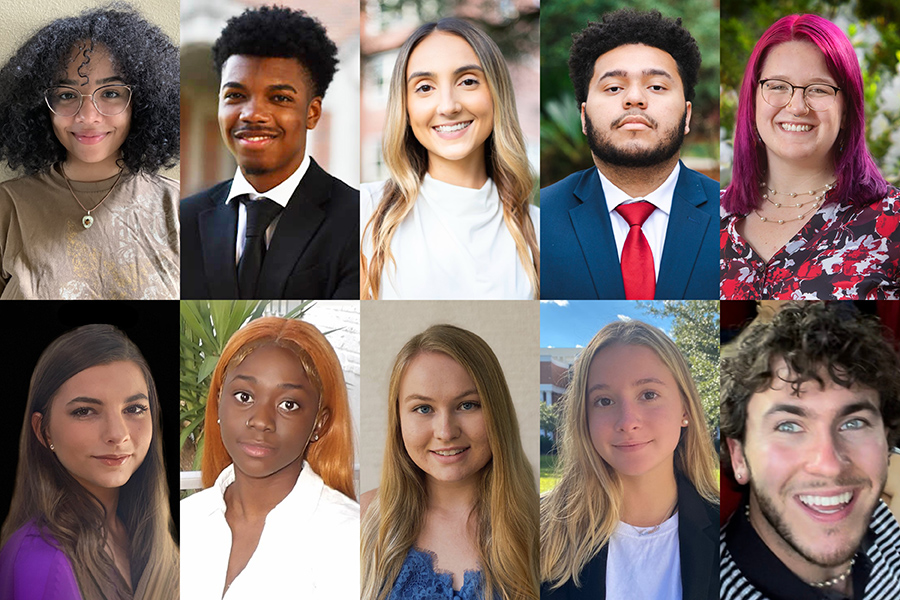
[361,324,539,600]
[361,18,539,299]
[540,320,718,590]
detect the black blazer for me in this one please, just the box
[180,158,359,299]
[540,162,719,299]
[541,474,719,600]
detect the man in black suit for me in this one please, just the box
[181,6,358,299]
[541,10,718,300]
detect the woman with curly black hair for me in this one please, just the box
[0,3,180,299]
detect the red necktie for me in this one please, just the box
[615,201,656,300]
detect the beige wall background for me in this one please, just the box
[359,300,540,493]
[0,0,180,182]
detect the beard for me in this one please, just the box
[748,463,881,569]
[585,109,687,168]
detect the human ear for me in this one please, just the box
[306,97,323,130]
[315,407,331,437]
[684,101,692,135]
[31,412,49,448]
[727,437,748,483]
[580,102,587,135]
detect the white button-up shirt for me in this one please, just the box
[180,461,359,599]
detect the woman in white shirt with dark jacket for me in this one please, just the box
[540,320,719,600]
[360,18,539,300]
[180,317,359,600]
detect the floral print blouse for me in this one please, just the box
[720,187,900,299]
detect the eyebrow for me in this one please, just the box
[407,64,484,83]
[59,76,125,86]
[763,400,880,419]
[764,75,838,85]
[230,374,306,391]
[403,389,480,403]
[598,68,673,81]
[65,392,148,406]
[587,377,666,395]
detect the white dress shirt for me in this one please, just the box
[360,173,540,299]
[180,461,359,600]
[225,153,312,264]
[598,162,680,282]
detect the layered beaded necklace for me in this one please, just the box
[752,179,836,225]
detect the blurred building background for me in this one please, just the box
[360,0,540,186]
[179,0,360,196]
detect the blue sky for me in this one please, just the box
[540,301,676,348]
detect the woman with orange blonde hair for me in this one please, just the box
[180,317,358,600]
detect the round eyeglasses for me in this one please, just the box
[44,84,133,117]
[758,79,840,112]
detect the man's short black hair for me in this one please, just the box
[212,5,338,98]
[568,9,701,105]
[721,303,900,474]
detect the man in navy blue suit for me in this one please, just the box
[541,9,718,300]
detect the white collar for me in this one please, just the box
[225,153,312,208]
[598,161,680,216]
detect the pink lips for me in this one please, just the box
[72,132,109,145]
[238,442,275,458]
[612,441,651,452]
[430,447,470,463]
[93,454,130,466]
[432,121,472,140]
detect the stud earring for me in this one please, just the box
[682,419,689,426]
[49,443,55,451]
[217,418,220,425]
[312,434,320,442]
[735,471,743,482]
[245,419,251,428]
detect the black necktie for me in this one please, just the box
[237,196,282,299]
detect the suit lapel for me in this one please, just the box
[570,170,626,299]
[677,475,718,600]
[256,159,329,298]
[198,184,239,298]
[656,166,711,298]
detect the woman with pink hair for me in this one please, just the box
[720,14,899,300]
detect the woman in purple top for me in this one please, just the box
[0,324,178,599]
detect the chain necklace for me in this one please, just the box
[745,504,854,589]
[61,163,124,229]
[754,180,835,225]
[759,179,836,200]
[630,498,678,536]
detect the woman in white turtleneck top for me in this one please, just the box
[360,18,540,300]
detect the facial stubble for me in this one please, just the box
[584,109,687,168]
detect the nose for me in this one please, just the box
[622,85,647,109]
[804,428,847,478]
[785,87,810,116]
[615,400,641,432]
[246,402,276,432]
[434,409,460,441]
[437,86,461,116]
[240,96,269,123]
[75,95,102,122]
[104,411,130,445]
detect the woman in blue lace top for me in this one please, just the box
[360,324,539,599]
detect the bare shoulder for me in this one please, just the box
[360,488,378,517]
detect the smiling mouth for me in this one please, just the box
[433,121,471,133]
[780,123,813,132]
[798,491,854,513]
[72,132,109,144]
[93,454,130,466]
[431,448,468,456]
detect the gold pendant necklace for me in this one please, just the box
[61,163,123,229]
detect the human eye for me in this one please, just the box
[459,77,480,87]
[272,94,293,103]
[775,421,802,433]
[234,391,253,404]
[56,89,78,101]
[124,403,149,416]
[765,80,789,92]
[70,406,95,417]
[459,400,481,411]
[640,390,659,401]
[100,87,122,99]
[592,396,614,407]
[279,399,300,412]
[222,90,244,101]
[414,82,434,94]
[807,85,832,97]
[839,418,870,431]
[413,405,433,415]
[604,85,623,94]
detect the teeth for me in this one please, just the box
[433,449,465,456]
[242,135,271,141]
[799,491,853,510]
[434,122,471,133]
[781,123,812,132]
